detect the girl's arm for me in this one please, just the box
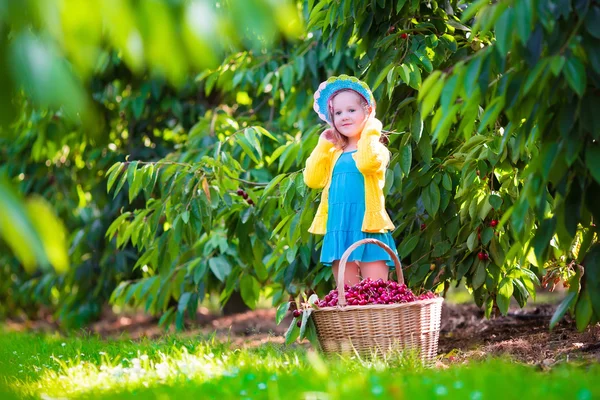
[355,118,390,175]
[303,130,336,189]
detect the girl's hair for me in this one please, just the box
[327,89,388,148]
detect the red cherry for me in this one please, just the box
[401,33,408,39]
[247,199,254,206]
[420,223,426,231]
[490,219,498,227]
[296,320,302,327]
[292,309,301,318]
[237,189,244,196]
[242,192,249,199]
[478,252,485,260]
[484,253,490,260]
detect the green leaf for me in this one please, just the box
[532,217,556,266]
[0,181,54,272]
[564,180,581,238]
[261,173,287,203]
[586,36,600,75]
[478,96,504,134]
[550,291,577,330]
[208,256,231,282]
[489,236,505,266]
[106,162,124,193]
[240,274,260,310]
[158,308,176,329]
[280,65,294,92]
[181,210,190,224]
[523,59,549,96]
[422,181,441,216]
[575,288,593,332]
[460,0,490,22]
[276,302,291,325]
[489,194,502,210]
[372,63,395,91]
[586,145,600,184]
[178,292,191,313]
[254,126,279,142]
[410,111,423,143]
[585,6,600,39]
[432,104,460,147]
[432,241,451,257]
[399,234,419,258]
[442,173,452,191]
[494,7,514,56]
[126,161,139,202]
[484,296,494,318]
[440,34,457,52]
[478,194,494,221]
[496,278,513,315]
[396,0,408,11]
[305,318,320,349]
[132,96,145,119]
[418,131,432,162]
[299,308,313,339]
[548,56,566,77]
[467,231,478,252]
[191,259,207,284]
[472,261,486,289]
[512,279,529,307]
[514,0,532,44]
[582,244,600,319]
[563,56,587,97]
[308,293,320,310]
[400,145,412,175]
[285,318,300,345]
[416,51,433,73]
[408,62,422,90]
[481,227,494,245]
[244,127,263,159]
[464,56,483,97]
[419,72,444,116]
[397,64,411,86]
[440,73,461,110]
[446,217,460,242]
[24,196,69,273]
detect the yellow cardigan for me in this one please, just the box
[303,118,395,235]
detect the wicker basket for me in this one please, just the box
[311,238,443,366]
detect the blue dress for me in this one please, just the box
[320,150,398,269]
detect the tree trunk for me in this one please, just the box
[222,291,250,316]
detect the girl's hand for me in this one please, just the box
[320,128,335,143]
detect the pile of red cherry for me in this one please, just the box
[315,278,437,308]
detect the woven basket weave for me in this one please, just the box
[311,238,443,365]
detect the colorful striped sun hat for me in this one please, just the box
[313,75,375,125]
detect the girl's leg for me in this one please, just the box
[359,260,390,281]
[332,260,361,286]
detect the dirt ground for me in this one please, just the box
[5,302,600,367]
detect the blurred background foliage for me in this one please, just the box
[1,0,599,332]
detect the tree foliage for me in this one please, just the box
[422,0,600,328]
[1,0,599,332]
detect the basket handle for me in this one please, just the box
[337,238,403,306]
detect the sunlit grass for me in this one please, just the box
[1,329,599,399]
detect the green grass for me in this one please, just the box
[1,329,598,400]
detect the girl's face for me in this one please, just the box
[331,91,370,139]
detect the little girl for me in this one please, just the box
[304,75,397,286]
